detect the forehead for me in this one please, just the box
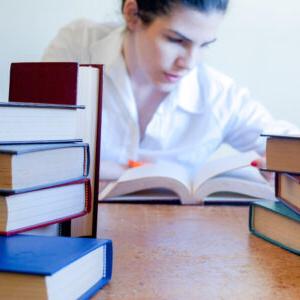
[147,6,224,41]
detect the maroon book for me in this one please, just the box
[0,178,91,236]
[9,62,78,105]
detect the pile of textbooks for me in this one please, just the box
[249,134,300,255]
[0,62,112,299]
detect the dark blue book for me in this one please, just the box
[249,200,300,255]
[0,235,113,299]
[0,142,89,192]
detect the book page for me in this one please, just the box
[99,161,194,202]
[193,151,258,192]
[118,161,191,189]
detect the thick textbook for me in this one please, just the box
[0,142,89,191]
[262,133,300,173]
[99,152,276,204]
[276,173,300,214]
[0,101,84,144]
[9,62,79,105]
[0,235,113,299]
[0,178,91,236]
[249,200,300,255]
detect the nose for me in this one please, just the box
[175,46,202,71]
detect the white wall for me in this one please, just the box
[0,0,120,99]
[206,0,300,126]
[1,0,300,126]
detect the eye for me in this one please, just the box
[200,43,210,49]
[166,36,184,44]
[200,39,217,49]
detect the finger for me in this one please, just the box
[250,158,266,169]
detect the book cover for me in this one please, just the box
[0,142,89,192]
[0,235,113,299]
[9,62,79,105]
[0,178,91,236]
[249,200,300,255]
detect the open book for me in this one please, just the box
[99,152,276,204]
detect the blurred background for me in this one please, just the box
[1,0,300,126]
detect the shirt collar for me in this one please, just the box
[168,67,205,114]
[90,24,125,73]
[90,25,139,121]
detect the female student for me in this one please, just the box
[43,0,298,178]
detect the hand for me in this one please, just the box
[251,157,274,184]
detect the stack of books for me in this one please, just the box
[8,62,103,237]
[0,142,91,236]
[0,62,112,298]
[249,134,300,255]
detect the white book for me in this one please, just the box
[0,102,84,143]
[99,152,276,204]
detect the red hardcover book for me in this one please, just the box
[9,62,78,105]
[0,178,91,236]
[276,173,300,214]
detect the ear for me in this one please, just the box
[123,0,140,31]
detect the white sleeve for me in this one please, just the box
[222,84,300,155]
[42,19,95,62]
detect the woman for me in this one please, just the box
[43,0,297,178]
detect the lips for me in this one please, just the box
[163,72,182,83]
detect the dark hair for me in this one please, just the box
[122,0,229,24]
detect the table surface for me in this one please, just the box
[94,204,300,300]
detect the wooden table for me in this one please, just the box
[94,204,300,300]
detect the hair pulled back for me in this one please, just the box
[122,0,229,24]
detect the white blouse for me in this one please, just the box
[43,19,298,173]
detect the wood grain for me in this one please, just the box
[94,204,300,300]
